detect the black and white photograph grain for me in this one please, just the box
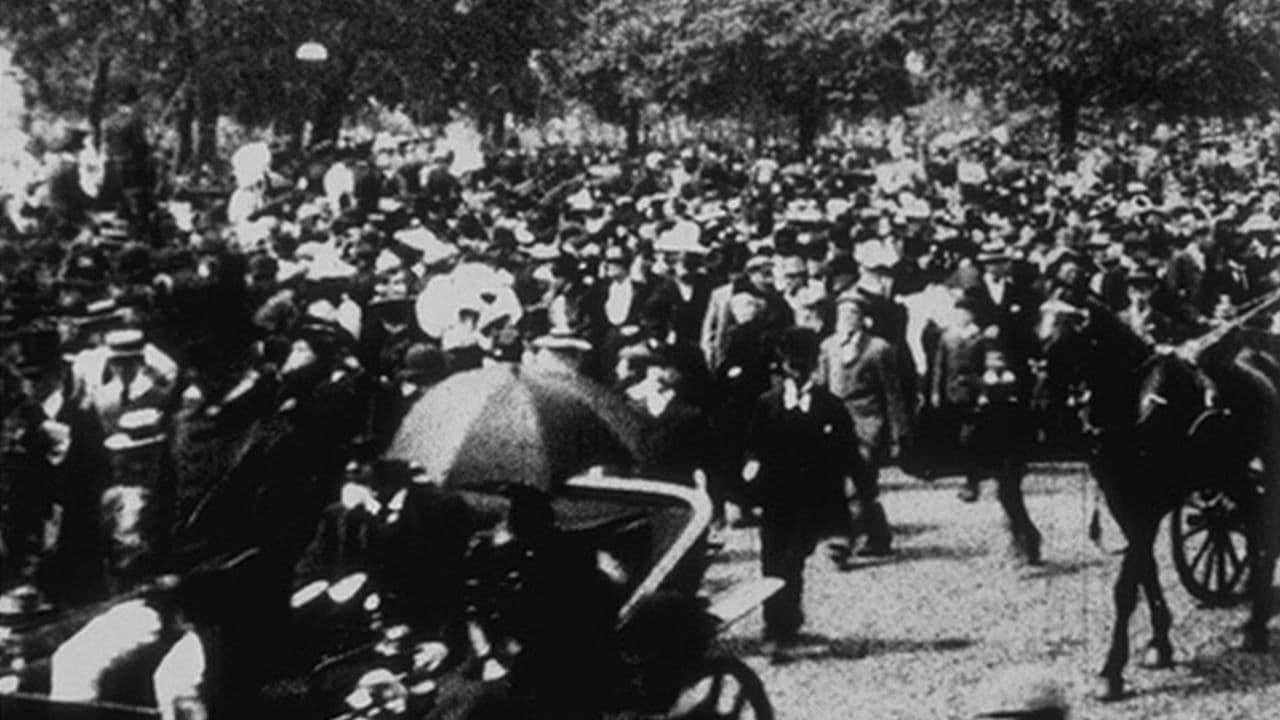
[1,1,1279,718]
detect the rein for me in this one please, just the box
[1176,285,1280,362]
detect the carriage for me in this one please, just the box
[1,364,779,719]
[298,471,779,720]
[1167,325,1280,607]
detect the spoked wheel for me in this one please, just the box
[666,656,773,720]
[1171,488,1252,607]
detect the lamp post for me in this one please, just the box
[296,41,329,148]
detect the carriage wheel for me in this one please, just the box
[666,656,774,720]
[1171,488,1252,607]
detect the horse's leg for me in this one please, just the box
[1099,520,1158,700]
[1137,546,1174,668]
[1242,455,1279,652]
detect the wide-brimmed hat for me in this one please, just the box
[1240,213,1278,236]
[976,241,1013,263]
[104,328,146,360]
[654,221,707,255]
[743,254,774,273]
[531,323,592,353]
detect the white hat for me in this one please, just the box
[305,249,357,281]
[784,199,825,225]
[104,407,166,452]
[231,142,272,188]
[855,239,900,270]
[567,187,595,212]
[1240,213,1278,235]
[394,226,457,265]
[825,198,852,220]
[654,220,706,254]
[897,192,931,220]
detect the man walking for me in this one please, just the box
[743,328,859,653]
[815,292,909,557]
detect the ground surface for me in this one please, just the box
[703,464,1280,720]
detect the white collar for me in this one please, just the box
[783,378,813,413]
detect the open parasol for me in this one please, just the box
[383,365,647,492]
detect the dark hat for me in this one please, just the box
[398,342,447,385]
[294,317,351,350]
[778,327,821,368]
[1127,267,1158,286]
[824,255,858,279]
[835,288,873,311]
[618,339,676,369]
[955,292,983,313]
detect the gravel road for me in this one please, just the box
[703,464,1280,720]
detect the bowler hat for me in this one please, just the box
[777,327,821,368]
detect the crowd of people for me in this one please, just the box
[3,91,1280,713]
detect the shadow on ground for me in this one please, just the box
[1017,556,1111,581]
[1121,629,1280,702]
[719,632,976,662]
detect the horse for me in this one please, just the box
[1038,298,1280,700]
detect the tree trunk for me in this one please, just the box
[797,105,821,157]
[796,79,823,156]
[195,78,218,169]
[175,82,194,172]
[624,105,640,155]
[88,53,113,149]
[1057,92,1080,152]
[489,110,507,148]
[312,82,347,148]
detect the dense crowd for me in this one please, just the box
[3,96,1280,715]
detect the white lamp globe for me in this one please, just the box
[296,41,329,63]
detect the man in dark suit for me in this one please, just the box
[1164,220,1218,332]
[743,328,861,650]
[100,84,153,233]
[583,245,651,379]
[967,242,1042,388]
[700,254,790,373]
[815,292,909,556]
[1117,268,1175,346]
[645,246,714,347]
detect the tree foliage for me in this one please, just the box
[4,1,1279,158]
[920,0,1280,147]
[564,0,922,151]
[2,0,580,160]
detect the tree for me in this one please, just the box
[564,0,921,154]
[3,0,578,165]
[922,0,1280,150]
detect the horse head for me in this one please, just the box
[1034,299,1091,358]
[1134,351,1205,438]
[1035,299,1161,434]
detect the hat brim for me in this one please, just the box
[532,336,592,352]
[104,433,166,452]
